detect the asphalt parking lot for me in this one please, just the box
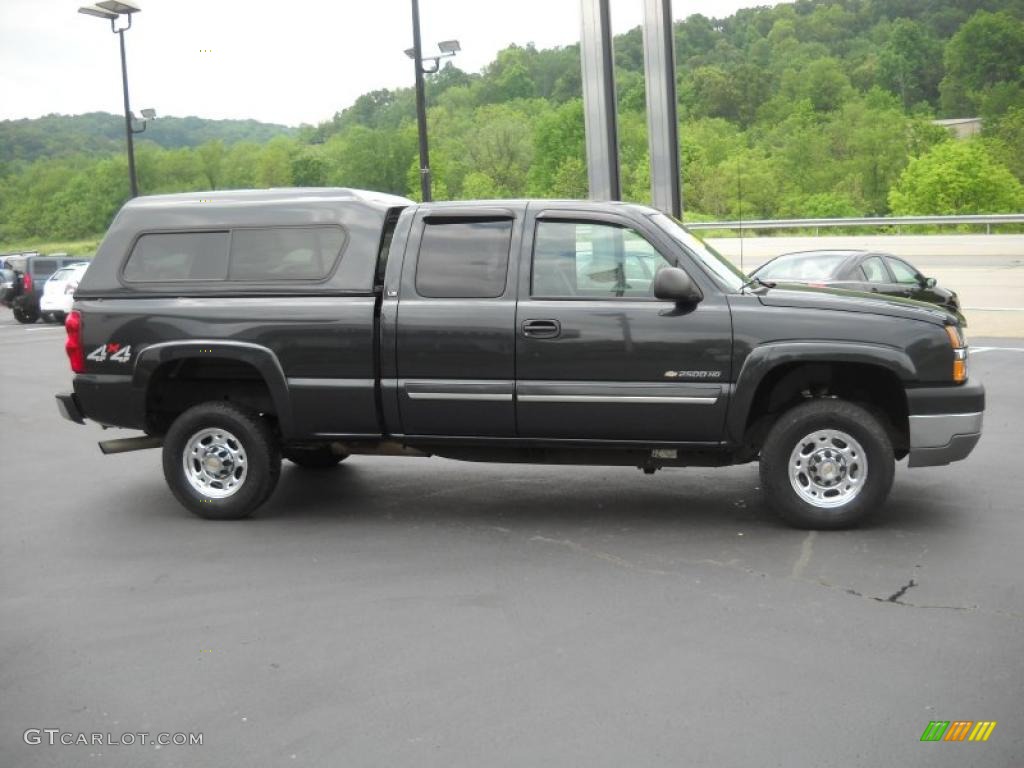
[1,312,1022,767]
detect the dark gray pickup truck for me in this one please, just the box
[57,188,983,528]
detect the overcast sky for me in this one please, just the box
[0,0,779,127]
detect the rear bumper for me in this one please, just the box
[906,380,985,468]
[56,392,85,425]
[56,375,142,430]
[39,293,71,313]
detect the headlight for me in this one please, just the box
[945,325,967,383]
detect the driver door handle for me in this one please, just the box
[522,319,561,339]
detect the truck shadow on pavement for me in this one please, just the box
[236,459,963,534]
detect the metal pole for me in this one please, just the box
[579,0,620,201]
[117,27,138,198]
[410,0,431,202]
[642,0,681,218]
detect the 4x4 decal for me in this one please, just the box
[86,343,132,363]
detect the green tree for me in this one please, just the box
[256,137,295,187]
[462,104,534,196]
[984,106,1024,181]
[461,171,501,198]
[197,140,225,189]
[940,11,1024,115]
[549,157,588,199]
[291,146,328,186]
[888,139,1024,214]
[220,142,262,188]
[527,99,585,197]
[877,19,943,108]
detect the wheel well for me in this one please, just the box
[742,362,909,459]
[145,356,276,435]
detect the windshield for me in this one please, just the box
[649,213,746,292]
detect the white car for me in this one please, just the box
[39,262,89,322]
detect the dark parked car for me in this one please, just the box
[751,250,960,312]
[0,256,19,304]
[2,252,84,323]
[57,189,982,529]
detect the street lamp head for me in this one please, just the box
[437,39,461,54]
[404,48,417,60]
[140,108,156,119]
[96,0,141,14]
[78,4,119,19]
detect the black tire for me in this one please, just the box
[285,446,348,469]
[52,311,66,324]
[759,399,894,529]
[162,402,281,520]
[13,306,38,324]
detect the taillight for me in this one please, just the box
[65,310,85,373]
[23,271,33,293]
[65,281,79,295]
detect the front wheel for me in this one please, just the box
[162,402,281,519]
[759,399,894,529]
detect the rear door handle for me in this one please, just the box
[521,319,561,339]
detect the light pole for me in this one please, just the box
[406,0,459,202]
[79,1,154,198]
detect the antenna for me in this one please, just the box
[737,160,744,272]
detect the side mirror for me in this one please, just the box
[653,267,703,304]
[922,276,936,289]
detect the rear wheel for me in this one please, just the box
[285,445,348,469]
[759,399,894,529]
[162,402,280,519]
[13,306,38,324]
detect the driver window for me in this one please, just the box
[885,257,919,284]
[532,220,673,299]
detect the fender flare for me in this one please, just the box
[131,340,294,438]
[725,341,916,444]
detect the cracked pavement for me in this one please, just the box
[1,315,1021,767]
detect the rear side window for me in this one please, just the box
[415,218,512,298]
[124,227,346,283]
[124,232,229,282]
[860,256,888,283]
[32,259,58,279]
[48,268,73,282]
[229,226,345,281]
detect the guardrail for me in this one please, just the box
[684,213,1024,234]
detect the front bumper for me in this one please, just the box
[906,380,985,468]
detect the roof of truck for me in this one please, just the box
[123,187,413,210]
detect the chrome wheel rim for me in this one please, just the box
[788,428,867,509]
[183,427,248,498]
